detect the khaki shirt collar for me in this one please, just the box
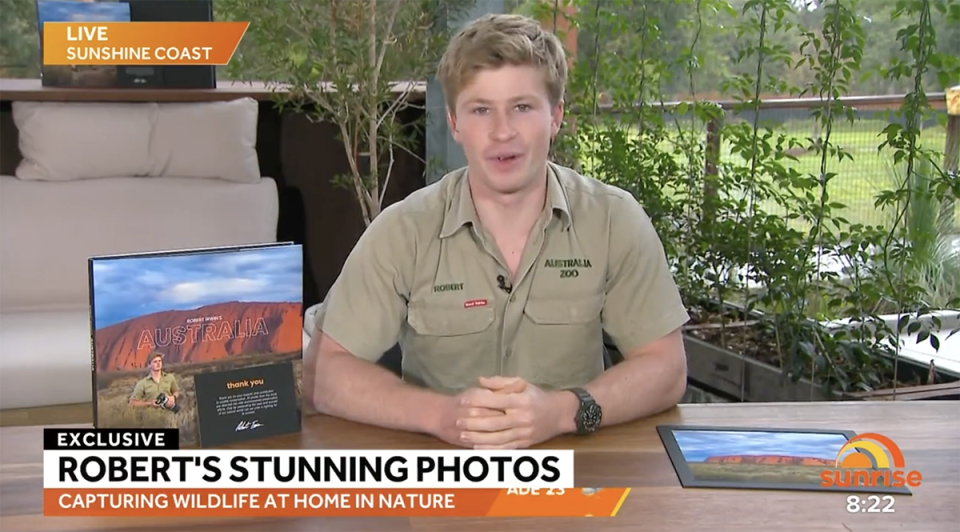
[440,162,572,238]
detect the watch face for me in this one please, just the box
[581,402,602,431]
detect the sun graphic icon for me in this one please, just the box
[835,433,902,470]
[840,451,875,469]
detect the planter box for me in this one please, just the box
[681,382,733,403]
[682,334,838,402]
[823,310,960,379]
[682,306,960,402]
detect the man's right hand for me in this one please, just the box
[432,378,526,447]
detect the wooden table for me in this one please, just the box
[2,401,958,531]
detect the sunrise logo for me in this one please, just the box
[819,432,922,489]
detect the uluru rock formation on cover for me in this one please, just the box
[94,301,301,372]
[704,455,834,466]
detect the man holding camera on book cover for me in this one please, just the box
[129,352,182,428]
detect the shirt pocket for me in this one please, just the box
[403,304,498,392]
[407,304,496,336]
[523,293,604,326]
[519,293,606,389]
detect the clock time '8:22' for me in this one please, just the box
[847,495,895,513]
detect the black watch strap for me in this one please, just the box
[568,387,602,435]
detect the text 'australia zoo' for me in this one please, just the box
[544,258,592,278]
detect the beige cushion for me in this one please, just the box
[0,175,280,312]
[12,98,261,183]
[13,101,154,180]
[147,99,261,182]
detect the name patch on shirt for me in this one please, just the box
[433,283,464,293]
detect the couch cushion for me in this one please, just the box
[13,101,154,180]
[0,175,279,312]
[147,99,261,183]
[12,99,261,183]
[0,309,93,409]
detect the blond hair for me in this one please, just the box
[437,14,567,114]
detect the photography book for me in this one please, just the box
[88,243,304,448]
[657,425,913,495]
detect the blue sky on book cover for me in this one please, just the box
[91,246,302,330]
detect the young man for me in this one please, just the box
[129,352,181,428]
[304,14,689,449]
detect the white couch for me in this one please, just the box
[0,98,281,410]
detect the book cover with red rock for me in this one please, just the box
[88,243,304,448]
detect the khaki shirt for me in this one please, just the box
[130,373,180,428]
[316,162,689,394]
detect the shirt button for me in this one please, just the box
[509,295,516,302]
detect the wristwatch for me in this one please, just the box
[567,387,602,435]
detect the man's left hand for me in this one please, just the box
[164,396,176,408]
[456,376,571,449]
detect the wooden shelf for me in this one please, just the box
[0,78,427,103]
[0,78,280,102]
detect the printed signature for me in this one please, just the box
[235,420,263,431]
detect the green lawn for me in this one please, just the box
[570,115,957,233]
[756,118,953,231]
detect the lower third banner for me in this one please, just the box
[45,488,631,517]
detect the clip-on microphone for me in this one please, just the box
[496,274,513,294]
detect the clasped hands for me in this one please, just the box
[440,376,570,450]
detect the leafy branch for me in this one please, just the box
[218,0,472,226]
